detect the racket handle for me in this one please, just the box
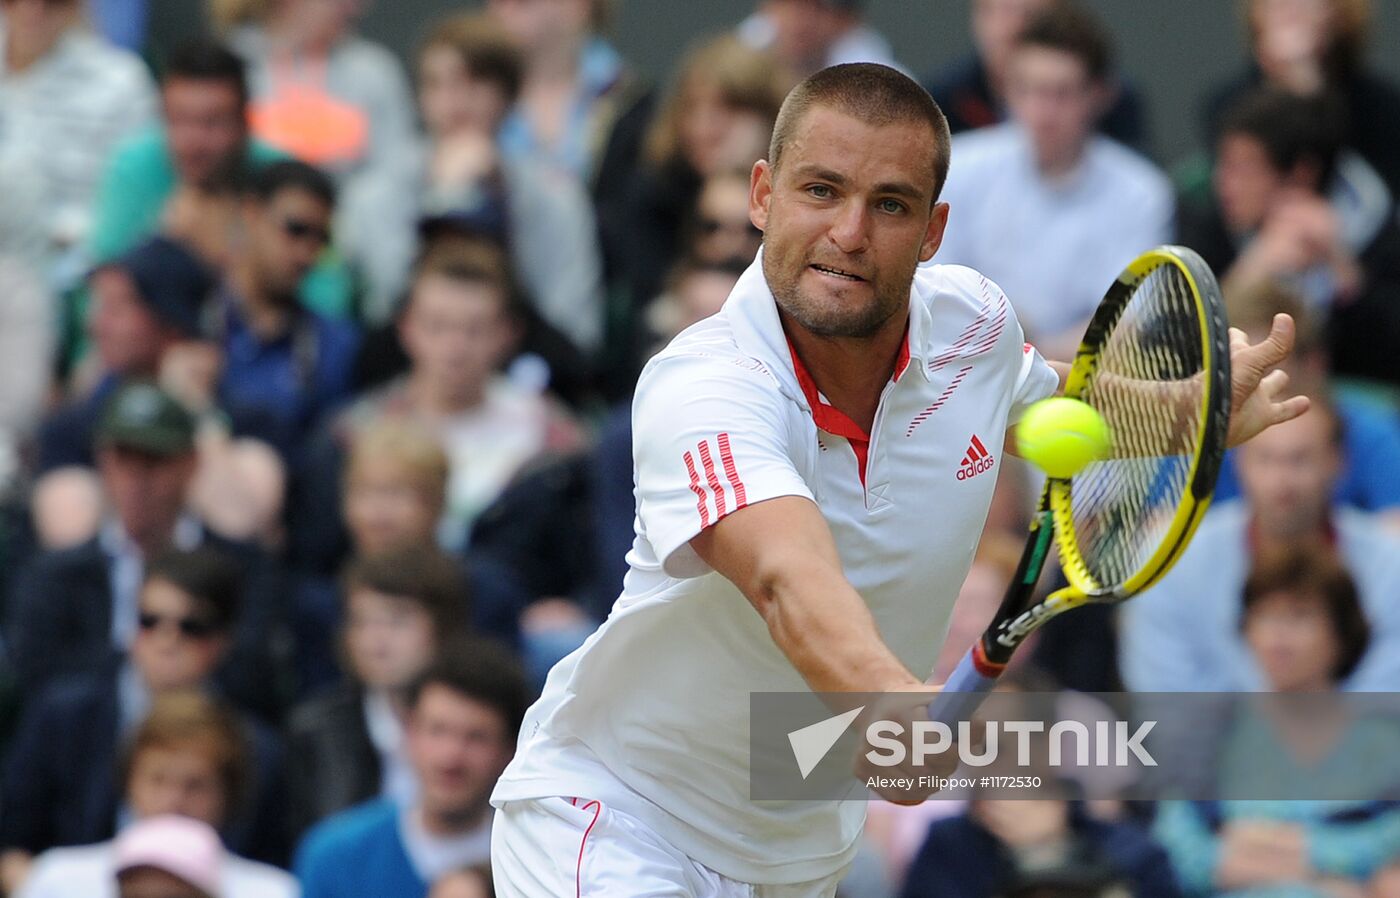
[927,649,1000,724]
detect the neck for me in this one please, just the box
[782,310,907,433]
[528,37,584,84]
[1251,513,1329,555]
[231,266,295,340]
[417,801,486,838]
[407,371,485,416]
[1035,142,1087,180]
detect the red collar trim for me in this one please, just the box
[786,339,870,444]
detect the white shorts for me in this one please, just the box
[491,797,849,898]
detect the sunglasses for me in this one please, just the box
[137,612,223,639]
[281,217,332,246]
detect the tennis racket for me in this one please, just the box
[928,245,1231,723]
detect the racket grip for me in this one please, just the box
[927,650,1000,724]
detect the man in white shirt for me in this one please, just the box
[491,62,1304,896]
[932,3,1173,360]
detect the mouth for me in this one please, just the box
[809,263,867,282]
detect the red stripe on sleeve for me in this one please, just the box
[697,439,727,518]
[717,433,748,509]
[683,451,710,527]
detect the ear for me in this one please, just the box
[918,202,950,263]
[749,159,773,233]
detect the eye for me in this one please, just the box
[807,184,834,199]
[878,198,907,214]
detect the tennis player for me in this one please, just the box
[490,63,1306,897]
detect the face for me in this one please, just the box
[675,270,739,331]
[1244,589,1342,690]
[0,0,80,51]
[344,588,437,690]
[399,273,514,403]
[127,744,227,826]
[1215,134,1287,234]
[972,0,1050,81]
[163,79,247,188]
[343,458,439,554]
[419,46,512,139]
[98,448,196,549]
[244,187,332,300]
[1236,410,1340,540]
[278,0,361,48]
[1251,0,1333,70]
[694,174,763,265]
[487,0,592,55]
[132,578,229,693]
[1005,45,1102,169]
[679,80,765,177]
[752,106,947,339]
[408,684,513,822]
[88,269,171,376]
[763,0,845,73]
[118,868,208,898]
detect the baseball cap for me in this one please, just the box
[96,382,197,457]
[95,237,217,338]
[113,815,224,897]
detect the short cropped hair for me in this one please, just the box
[1219,87,1345,189]
[1243,543,1370,681]
[344,420,451,514]
[768,63,953,203]
[342,544,469,641]
[245,159,337,209]
[163,38,249,108]
[1015,1,1114,83]
[420,14,524,105]
[407,637,530,740]
[122,692,249,813]
[144,547,244,632]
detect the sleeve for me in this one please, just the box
[632,354,814,580]
[1007,335,1059,425]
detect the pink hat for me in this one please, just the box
[113,815,224,897]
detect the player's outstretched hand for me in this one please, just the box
[852,688,961,806]
[1226,313,1311,448]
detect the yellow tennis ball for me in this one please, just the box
[1015,398,1112,478]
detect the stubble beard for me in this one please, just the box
[764,250,909,339]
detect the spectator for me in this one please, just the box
[1154,545,1400,895]
[1120,399,1400,692]
[429,865,492,898]
[11,693,295,898]
[211,159,360,459]
[8,383,288,711]
[286,544,469,839]
[689,167,765,270]
[214,0,418,322]
[1202,0,1400,198]
[736,0,898,77]
[39,235,216,472]
[0,0,157,258]
[295,641,527,898]
[1177,87,1400,390]
[921,0,1145,151]
[932,1,1172,360]
[621,35,787,340]
[0,549,287,873]
[400,13,603,351]
[1212,280,1400,526]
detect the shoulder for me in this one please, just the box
[68,35,152,88]
[20,540,107,581]
[107,128,166,170]
[1338,508,1400,558]
[637,325,788,412]
[298,799,396,863]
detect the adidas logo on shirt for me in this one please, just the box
[956,434,995,480]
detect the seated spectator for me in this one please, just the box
[1178,87,1400,390]
[621,35,787,338]
[921,0,1145,151]
[40,236,217,472]
[295,641,527,898]
[211,159,360,460]
[0,0,156,259]
[0,550,286,873]
[11,693,295,898]
[429,865,493,898]
[397,13,603,349]
[1212,280,1400,527]
[901,790,1179,898]
[1120,399,1400,692]
[932,1,1172,360]
[8,383,288,713]
[1154,545,1400,895]
[1202,0,1400,198]
[737,0,898,77]
[287,544,470,839]
[689,167,765,270]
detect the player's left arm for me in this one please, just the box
[1006,314,1309,457]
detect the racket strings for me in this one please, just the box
[1069,263,1206,590]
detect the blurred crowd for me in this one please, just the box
[0,0,1398,896]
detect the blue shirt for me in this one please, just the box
[295,800,425,898]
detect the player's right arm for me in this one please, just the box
[691,496,923,694]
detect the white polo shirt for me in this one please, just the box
[492,255,1058,884]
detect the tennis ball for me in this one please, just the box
[1015,398,1112,478]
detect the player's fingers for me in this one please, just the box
[1258,368,1290,398]
[1273,394,1311,424]
[1254,314,1297,368]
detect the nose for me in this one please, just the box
[827,199,869,254]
